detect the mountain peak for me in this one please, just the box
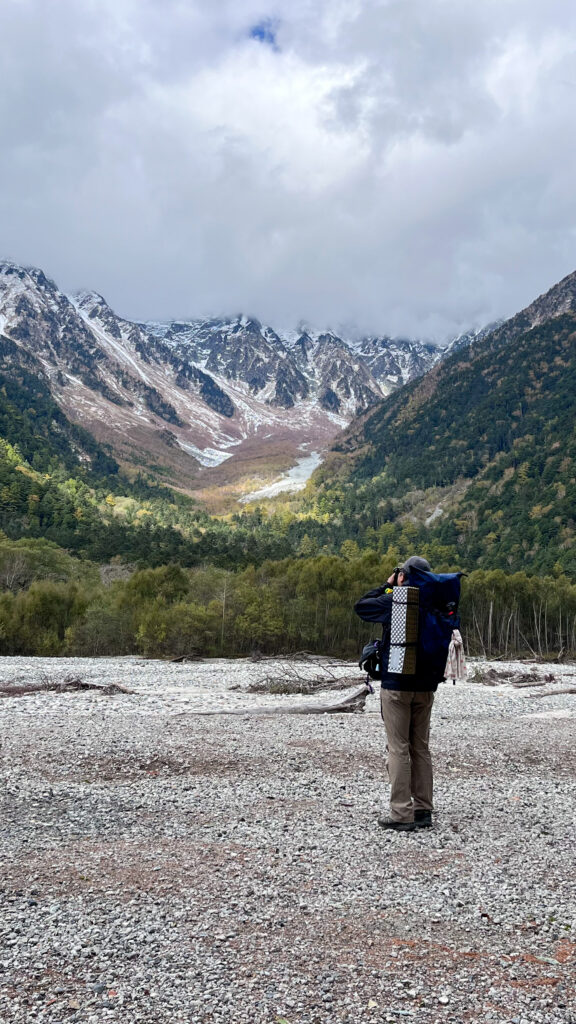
[71,289,110,313]
[0,259,56,293]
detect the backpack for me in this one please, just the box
[356,566,463,681]
[407,565,462,678]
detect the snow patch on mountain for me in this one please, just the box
[177,440,235,468]
[240,449,324,503]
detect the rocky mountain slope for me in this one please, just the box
[335,267,576,457]
[0,261,438,497]
[315,268,576,575]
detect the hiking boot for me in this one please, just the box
[377,817,416,832]
[414,809,433,828]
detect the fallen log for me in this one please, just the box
[0,676,132,697]
[511,679,547,688]
[177,682,373,716]
[510,671,555,687]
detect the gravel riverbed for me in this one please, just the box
[1,655,575,1024]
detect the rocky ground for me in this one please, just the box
[0,655,575,1024]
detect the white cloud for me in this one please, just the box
[0,0,576,338]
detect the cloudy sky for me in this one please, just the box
[1,0,576,339]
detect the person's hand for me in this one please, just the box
[387,569,406,586]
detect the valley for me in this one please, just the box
[0,261,438,504]
[0,259,575,585]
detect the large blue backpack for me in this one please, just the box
[406,566,462,678]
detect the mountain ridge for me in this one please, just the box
[311,267,576,575]
[0,259,439,501]
[333,267,576,457]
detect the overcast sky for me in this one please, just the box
[1,0,576,339]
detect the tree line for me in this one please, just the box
[1,538,575,662]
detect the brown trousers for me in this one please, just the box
[380,689,434,823]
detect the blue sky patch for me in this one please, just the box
[250,19,280,50]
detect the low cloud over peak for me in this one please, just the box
[1,0,575,340]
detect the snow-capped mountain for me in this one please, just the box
[0,260,439,494]
[144,316,431,415]
[352,334,438,385]
[442,321,504,356]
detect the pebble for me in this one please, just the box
[0,654,575,1023]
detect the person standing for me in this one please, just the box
[354,555,447,832]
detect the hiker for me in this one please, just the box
[355,555,460,832]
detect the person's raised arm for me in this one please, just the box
[354,585,393,623]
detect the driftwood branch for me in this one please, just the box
[251,650,352,669]
[472,667,558,688]
[247,675,360,695]
[0,675,132,697]
[511,679,547,689]
[245,654,355,691]
[177,683,372,717]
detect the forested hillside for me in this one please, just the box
[0,435,302,569]
[0,353,294,567]
[0,336,119,477]
[313,311,576,577]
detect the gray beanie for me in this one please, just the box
[401,555,432,573]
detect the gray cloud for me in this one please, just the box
[1,0,576,339]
